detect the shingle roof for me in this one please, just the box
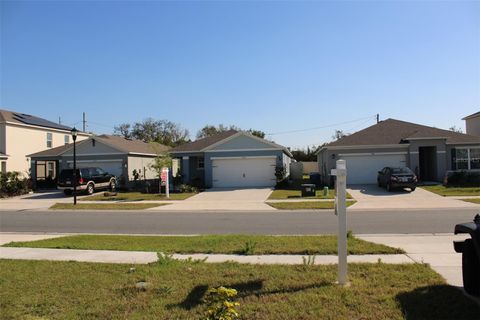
[463,111,480,120]
[170,130,239,152]
[0,108,74,131]
[28,135,169,158]
[327,118,480,147]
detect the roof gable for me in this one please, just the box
[170,130,238,152]
[327,118,480,147]
[208,132,284,151]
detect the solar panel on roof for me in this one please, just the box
[12,112,72,131]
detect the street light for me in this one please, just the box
[71,127,78,205]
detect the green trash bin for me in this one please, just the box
[301,184,316,197]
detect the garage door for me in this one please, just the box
[212,157,276,188]
[339,154,407,184]
[73,160,123,178]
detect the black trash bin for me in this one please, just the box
[309,173,321,187]
[301,184,316,197]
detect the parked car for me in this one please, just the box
[57,167,116,195]
[377,167,417,192]
[453,214,480,296]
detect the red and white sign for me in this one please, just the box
[160,167,170,198]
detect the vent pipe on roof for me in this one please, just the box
[376,114,380,124]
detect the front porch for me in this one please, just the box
[175,154,206,187]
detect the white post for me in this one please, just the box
[332,159,348,285]
[165,168,170,199]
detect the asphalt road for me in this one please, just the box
[1,208,478,234]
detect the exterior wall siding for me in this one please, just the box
[4,123,88,175]
[465,117,480,137]
[407,139,446,181]
[127,156,157,181]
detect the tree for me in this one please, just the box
[196,124,266,139]
[291,145,319,161]
[113,123,131,139]
[332,130,348,141]
[113,118,190,147]
[449,126,463,133]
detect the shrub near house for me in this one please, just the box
[0,171,30,198]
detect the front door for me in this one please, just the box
[418,147,437,181]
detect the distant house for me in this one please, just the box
[0,108,90,176]
[317,118,480,185]
[28,135,169,189]
[463,111,480,137]
[170,130,293,188]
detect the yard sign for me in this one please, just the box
[161,167,170,198]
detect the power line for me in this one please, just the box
[265,115,377,136]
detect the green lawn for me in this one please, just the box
[1,259,478,319]
[3,234,402,255]
[268,201,356,210]
[268,189,353,200]
[421,185,480,197]
[50,203,168,210]
[80,191,197,201]
[461,198,480,204]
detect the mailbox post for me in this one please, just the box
[161,167,170,198]
[331,159,348,285]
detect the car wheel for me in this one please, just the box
[64,190,72,196]
[386,183,392,192]
[410,187,416,192]
[86,183,95,195]
[109,180,116,192]
[462,239,480,296]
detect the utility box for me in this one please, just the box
[301,184,316,197]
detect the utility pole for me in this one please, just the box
[58,117,61,125]
[83,112,86,132]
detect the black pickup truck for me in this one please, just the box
[57,167,116,195]
[454,214,480,296]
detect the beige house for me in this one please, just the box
[0,109,89,176]
[463,111,480,137]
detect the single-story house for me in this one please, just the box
[170,130,293,188]
[317,118,480,185]
[28,135,169,189]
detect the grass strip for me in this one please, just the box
[4,234,402,255]
[50,203,167,210]
[268,201,356,210]
[80,192,196,201]
[0,260,478,319]
[421,185,480,197]
[461,198,480,204]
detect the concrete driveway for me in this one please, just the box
[154,188,275,211]
[0,191,72,211]
[348,185,479,210]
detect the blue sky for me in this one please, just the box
[1,1,479,149]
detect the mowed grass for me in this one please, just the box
[50,203,168,210]
[462,198,480,204]
[421,185,480,197]
[80,192,197,201]
[4,234,403,255]
[268,189,353,200]
[268,201,356,210]
[1,259,479,320]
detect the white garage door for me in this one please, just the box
[73,160,123,178]
[212,157,276,188]
[339,154,407,185]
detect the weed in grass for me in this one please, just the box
[347,230,353,239]
[204,286,240,320]
[185,256,209,264]
[157,252,176,265]
[241,240,257,255]
[155,285,174,296]
[302,255,316,266]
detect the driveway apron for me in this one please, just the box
[347,185,478,210]
[151,188,275,211]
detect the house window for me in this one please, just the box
[47,162,55,178]
[455,148,480,170]
[46,133,53,148]
[64,135,70,145]
[1,161,6,173]
[470,148,480,170]
[197,158,205,169]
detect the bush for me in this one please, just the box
[0,171,30,198]
[444,171,480,187]
[178,184,198,193]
